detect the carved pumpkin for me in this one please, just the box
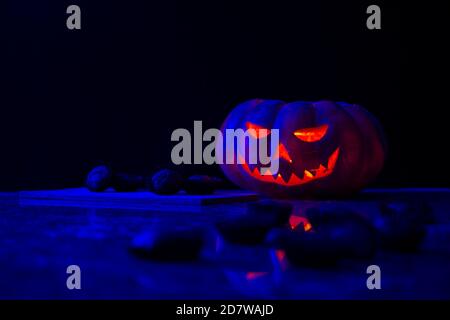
[219,100,386,198]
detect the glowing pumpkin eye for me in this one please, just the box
[294,124,328,142]
[245,122,270,139]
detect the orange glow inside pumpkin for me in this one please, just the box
[278,143,292,163]
[294,124,329,142]
[245,122,270,139]
[239,147,340,186]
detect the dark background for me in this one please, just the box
[1,0,449,190]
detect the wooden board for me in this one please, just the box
[19,188,258,211]
[4,188,450,298]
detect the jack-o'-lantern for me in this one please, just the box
[219,100,386,198]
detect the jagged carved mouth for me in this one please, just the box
[239,147,340,186]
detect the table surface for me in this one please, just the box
[1,188,450,299]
